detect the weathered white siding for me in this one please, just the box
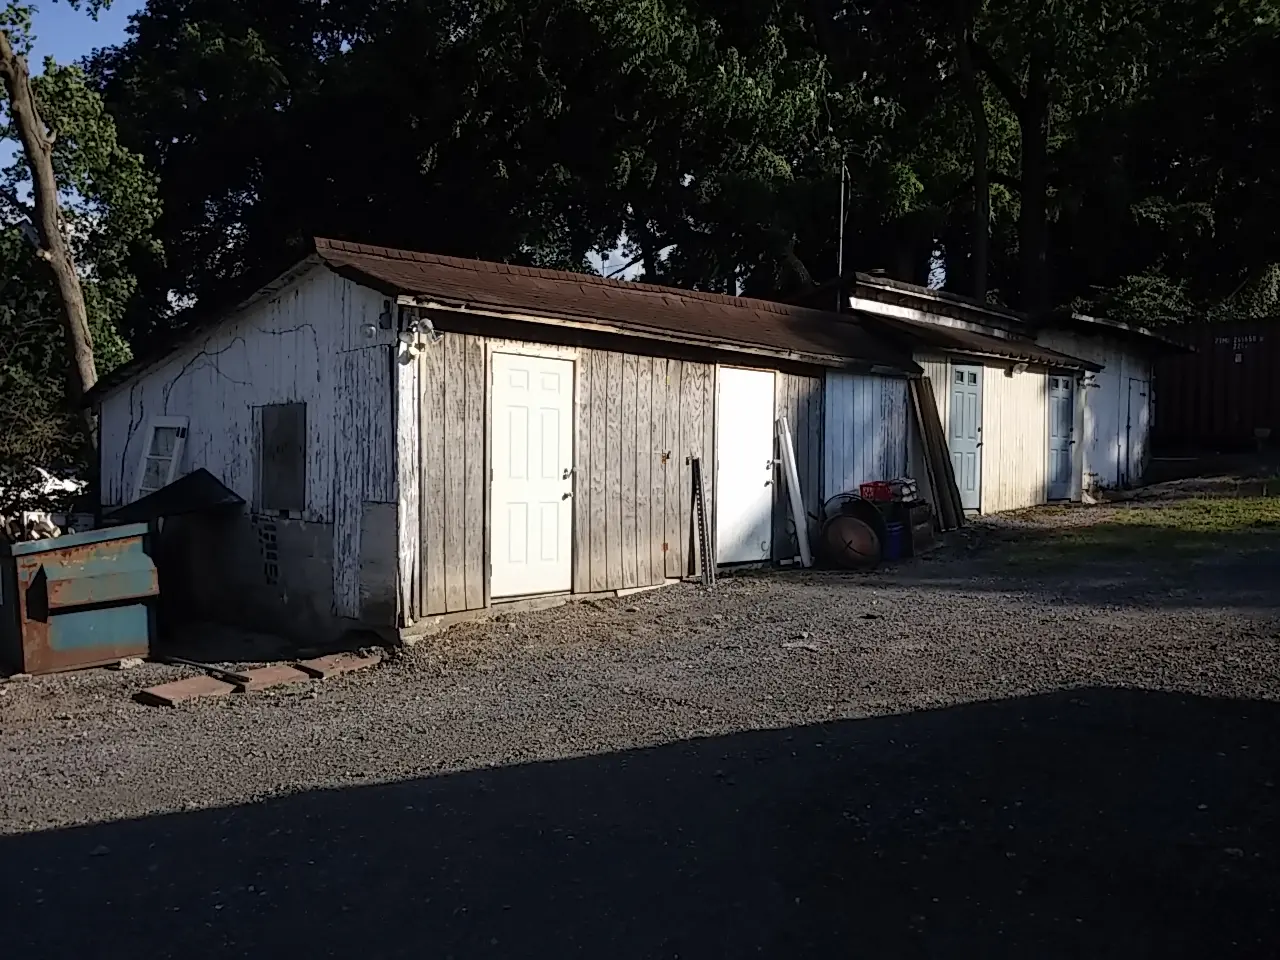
[980,365,1050,513]
[397,332,721,623]
[98,266,395,618]
[773,372,824,561]
[823,372,910,498]
[1036,330,1154,490]
[917,355,950,428]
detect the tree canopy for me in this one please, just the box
[4,0,1280,495]
[2,0,159,509]
[83,0,1278,333]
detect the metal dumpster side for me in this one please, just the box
[1,523,158,674]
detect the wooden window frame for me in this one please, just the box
[132,415,189,503]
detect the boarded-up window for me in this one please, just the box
[258,403,307,512]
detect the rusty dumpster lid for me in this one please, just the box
[7,523,152,556]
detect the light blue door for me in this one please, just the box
[1047,374,1074,500]
[949,365,983,511]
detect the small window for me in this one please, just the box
[954,370,964,384]
[1051,377,1059,388]
[133,416,188,502]
[967,372,978,385]
[258,403,307,513]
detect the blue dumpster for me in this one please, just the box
[1,523,158,675]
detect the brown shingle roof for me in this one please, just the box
[858,312,1105,372]
[87,239,919,405]
[313,238,916,369]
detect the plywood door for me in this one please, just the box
[490,353,575,598]
[1047,374,1074,500]
[949,364,983,511]
[716,367,775,564]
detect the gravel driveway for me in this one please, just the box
[2,505,1278,958]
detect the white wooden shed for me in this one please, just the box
[1034,314,1188,492]
[87,239,918,644]
[845,276,1105,513]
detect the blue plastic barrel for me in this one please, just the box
[883,521,905,562]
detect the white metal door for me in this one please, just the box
[1125,378,1150,487]
[949,365,983,511]
[1047,375,1074,500]
[716,367,775,564]
[490,353,575,598]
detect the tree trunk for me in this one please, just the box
[636,223,660,283]
[1017,45,1052,314]
[782,236,815,293]
[957,26,990,301]
[0,29,99,412]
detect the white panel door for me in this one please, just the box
[949,365,983,511]
[716,367,776,564]
[1125,378,1150,487]
[490,353,575,598]
[1047,375,1074,500]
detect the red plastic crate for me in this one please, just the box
[859,481,893,502]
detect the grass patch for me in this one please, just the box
[998,497,1280,568]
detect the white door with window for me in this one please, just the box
[1047,375,1074,500]
[949,365,983,511]
[490,353,575,598]
[716,367,775,564]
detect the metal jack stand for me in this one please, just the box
[691,457,715,587]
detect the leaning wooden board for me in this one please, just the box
[914,377,965,530]
[907,379,947,531]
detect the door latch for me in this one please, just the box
[562,467,575,480]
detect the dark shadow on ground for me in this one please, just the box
[3,688,1277,958]
[152,619,381,667]
[787,542,1280,612]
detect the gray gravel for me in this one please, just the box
[3,513,1278,829]
[2,507,1279,957]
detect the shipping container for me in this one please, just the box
[1153,321,1280,451]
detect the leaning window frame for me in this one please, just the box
[132,415,189,503]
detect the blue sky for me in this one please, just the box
[1,1,144,171]
[26,0,143,67]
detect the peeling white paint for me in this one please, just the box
[97,266,396,619]
[823,372,910,499]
